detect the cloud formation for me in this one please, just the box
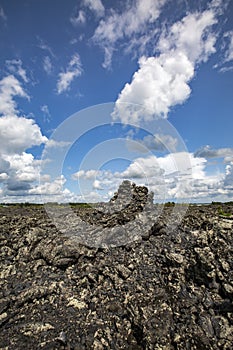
[56,54,83,94]
[0,115,47,154]
[0,70,48,200]
[83,0,105,18]
[194,145,233,160]
[70,10,86,26]
[5,59,28,83]
[93,0,166,68]
[0,75,29,116]
[70,152,230,201]
[113,8,218,123]
[41,104,51,122]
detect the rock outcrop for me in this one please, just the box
[0,182,232,349]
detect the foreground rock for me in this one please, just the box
[0,182,233,349]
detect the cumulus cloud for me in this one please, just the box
[0,75,29,116]
[29,175,66,195]
[93,0,166,68]
[194,145,233,160]
[56,54,83,94]
[0,152,42,196]
[93,179,103,190]
[68,149,233,202]
[119,155,164,179]
[0,115,47,154]
[0,71,50,200]
[113,8,219,123]
[72,169,100,180]
[113,53,194,123]
[0,158,10,175]
[5,153,40,183]
[224,162,233,188]
[157,10,217,64]
[142,134,178,152]
[83,0,105,18]
[0,122,48,196]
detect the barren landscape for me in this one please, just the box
[0,182,233,350]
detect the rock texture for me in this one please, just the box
[45,181,159,248]
[0,182,233,349]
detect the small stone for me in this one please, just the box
[67,297,87,309]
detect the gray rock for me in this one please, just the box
[0,185,233,349]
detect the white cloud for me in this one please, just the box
[113,8,219,123]
[0,115,47,154]
[0,157,10,171]
[0,173,8,181]
[70,152,233,201]
[194,145,233,160]
[83,0,105,18]
[113,52,194,122]
[45,139,71,148]
[70,10,86,26]
[224,162,233,188]
[93,0,166,68]
[0,71,51,200]
[29,175,66,195]
[93,179,103,190]
[119,155,164,179]
[0,75,29,117]
[41,104,51,122]
[5,152,40,183]
[72,169,101,180]
[0,152,43,196]
[158,10,217,64]
[56,54,83,94]
[43,56,53,75]
[140,134,178,152]
[5,59,28,83]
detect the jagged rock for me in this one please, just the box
[0,184,233,349]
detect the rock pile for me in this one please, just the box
[79,180,154,227]
[50,180,158,248]
[0,183,232,349]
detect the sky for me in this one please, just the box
[0,0,233,203]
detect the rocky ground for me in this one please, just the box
[0,181,233,349]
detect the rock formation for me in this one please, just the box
[0,181,232,349]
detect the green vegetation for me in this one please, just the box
[164,201,175,207]
[69,203,92,208]
[218,208,232,217]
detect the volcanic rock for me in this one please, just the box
[0,182,232,349]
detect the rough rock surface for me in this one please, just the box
[0,181,233,349]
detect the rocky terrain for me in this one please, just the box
[0,181,233,349]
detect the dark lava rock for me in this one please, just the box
[0,182,233,349]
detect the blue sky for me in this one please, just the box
[0,0,233,203]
